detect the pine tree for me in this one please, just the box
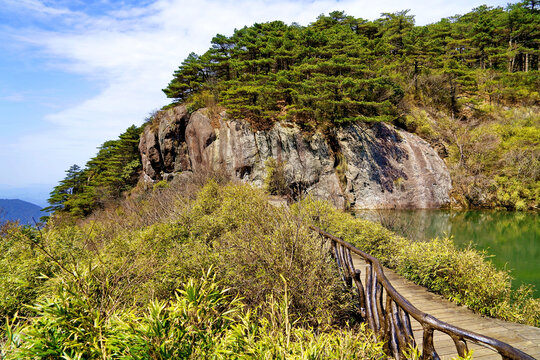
[46,126,143,217]
[44,164,85,213]
[163,53,209,101]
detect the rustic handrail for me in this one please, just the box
[310,225,535,360]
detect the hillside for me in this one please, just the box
[44,2,539,218]
[0,199,44,225]
[161,3,539,210]
[2,181,539,358]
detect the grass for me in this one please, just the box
[2,270,385,359]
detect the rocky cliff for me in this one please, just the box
[139,105,451,209]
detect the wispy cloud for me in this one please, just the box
[2,93,25,102]
[3,0,76,17]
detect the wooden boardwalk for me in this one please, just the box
[351,254,540,359]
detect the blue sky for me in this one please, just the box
[0,0,510,206]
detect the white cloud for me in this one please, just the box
[1,0,508,189]
[2,93,25,102]
[3,0,76,16]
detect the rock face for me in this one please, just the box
[139,105,451,209]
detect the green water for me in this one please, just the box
[355,210,540,297]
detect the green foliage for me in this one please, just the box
[1,182,380,358]
[292,199,401,264]
[158,4,539,210]
[106,272,242,359]
[2,180,539,358]
[152,179,170,191]
[398,108,436,138]
[163,3,539,129]
[0,224,53,326]
[6,276,110,359]
[163,52,209,102]
[394,236,540,325]
[175,182,351,326]
[264,158,288,195]
[186,90,219,114]
[43,164,85,214]
[428,105,540,209]
[294,198,540,326]
[164,17,404,128]
[46,125,143,218]
[2,271,384,359]
[4,3,540,354]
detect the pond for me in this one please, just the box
[355,209,540,298]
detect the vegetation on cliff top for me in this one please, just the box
[47,2,539,213]
[161,1,539,210]
[164,2,539,128]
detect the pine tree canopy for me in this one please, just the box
[163,2,539,129]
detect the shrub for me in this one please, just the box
[292,198,401,264]
[152,179,170,191]
[2,271,384,359]
[186,90,221,119]
[175,182,353,327]
[294,197,540,326]
[264,158,288,196]
[0,226,53,327]
[1,181,368,358]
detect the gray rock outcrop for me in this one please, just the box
[139,105,451,209]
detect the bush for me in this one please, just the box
[264,158,288,196]
[186,90,219,115]
[294,197,540,326]
[2,271,384,359]
[0,225,53,327]
[1,181,373,358]
[4,179,536,359]
[175,181,352,327]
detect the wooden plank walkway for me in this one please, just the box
[351,254,540,359]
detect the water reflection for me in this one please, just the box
[355,210,540,297]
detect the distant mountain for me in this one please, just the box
[0,199,46,225]
[0,185,52,207]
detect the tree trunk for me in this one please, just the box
[481,49,485,70]
[508,39,514,72]
[450,79,458,118]
[414,60,419,98]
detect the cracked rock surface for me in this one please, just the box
[139,105,451,209]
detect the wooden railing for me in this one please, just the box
[310,225,535,360]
